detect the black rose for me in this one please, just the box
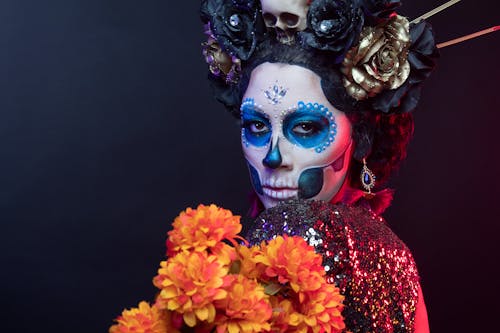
[301,0,364,63]
[361,0,401,24]
[406,21,440,83]
[371,21,439,113]
[208,73,241,117]
[200,0,263,60]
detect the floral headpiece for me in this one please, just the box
[200,0,439,115]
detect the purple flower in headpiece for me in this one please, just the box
[301,0,364,63]
[200,0,264,61]
[202,23,242,84]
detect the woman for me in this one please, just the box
[200,0,437,331]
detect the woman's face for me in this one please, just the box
[241,62,352,209]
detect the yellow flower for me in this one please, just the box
[109,301,179,333]
[213,275,273,333]
[167,204,243,259]
[153,251,231,327]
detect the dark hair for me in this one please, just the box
[209,39,414,189]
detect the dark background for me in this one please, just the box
[1,0,499,331]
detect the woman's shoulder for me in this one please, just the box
[331,202,413,253]
[247,200,420,333]
[247,199,410,252]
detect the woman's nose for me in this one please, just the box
[262,138,282,169]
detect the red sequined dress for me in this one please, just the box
[246,200,419,333]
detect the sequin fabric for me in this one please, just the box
[246,200,419,333]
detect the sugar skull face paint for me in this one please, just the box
[241,62,353,209]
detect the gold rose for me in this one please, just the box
[341,15,411,100]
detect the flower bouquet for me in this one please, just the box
[110,204,345,333]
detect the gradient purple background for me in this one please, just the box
[1,0,499,332]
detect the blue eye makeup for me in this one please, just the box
[240,98,272,147]
[283,101,337,153]
[240,99,337,152]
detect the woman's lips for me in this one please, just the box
[262,186,298,200]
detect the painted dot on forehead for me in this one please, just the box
[241,97,256,111]
[241,128,250,147]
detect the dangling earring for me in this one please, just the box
[360,158,376,199]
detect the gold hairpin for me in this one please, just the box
[410,0,461,24]
[437,26,500,48]
[410,0,499,49]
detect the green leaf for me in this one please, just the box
[229,260,241,274]
[264,282,283,295]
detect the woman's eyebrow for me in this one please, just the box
[241,108,270,121]
[240,98,268,118]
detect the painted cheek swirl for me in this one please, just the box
[283,101,337,153]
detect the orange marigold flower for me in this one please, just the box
[256,235,325,294]
[268,297,300,332]
[268,284,345,333]
[167,204,243,257]
[295,283,345,333]
[236,244,266,279]
[213,242,239,266]
[213,275,273,333]
[109,301,179,333]
[253,236,345,333]
[153,251,231,327]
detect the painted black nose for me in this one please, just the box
[262,139,282,169]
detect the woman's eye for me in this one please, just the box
[248,121,269,134]
[283,113,330,149]
[292,122,319,136]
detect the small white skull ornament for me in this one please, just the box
[260,0,310,45]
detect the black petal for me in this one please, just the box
[301,0,364,62]
[200,0,261,60]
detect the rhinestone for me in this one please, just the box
[319,20,334,33]
[363,172,371,185]
[229,14,240,27]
